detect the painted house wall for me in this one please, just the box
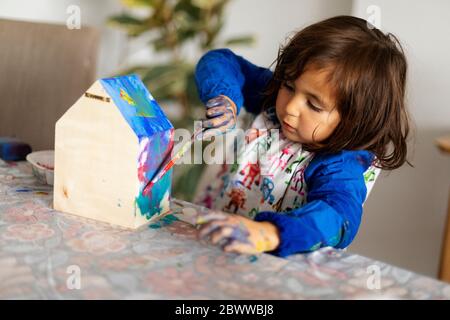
[54,80,142,228]
[54,76,174,228]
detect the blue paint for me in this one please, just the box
[249,255,258,263]
[135,129,174,219]
[15,188,49,195]
[100,74,173,137]
[149,222,162,229]
[99,75,174,220]
[228,226,251,244]
[148,213,179,229]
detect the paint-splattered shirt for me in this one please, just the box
[194,48,378,257]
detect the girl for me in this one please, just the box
[192,15,411,257]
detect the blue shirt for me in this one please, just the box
[195,48,375,257]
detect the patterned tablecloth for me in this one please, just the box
[1,159,450,300]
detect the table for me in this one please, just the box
[1,159,450,299]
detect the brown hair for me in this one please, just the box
[262,15,412,170]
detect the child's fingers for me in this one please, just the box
[205,97,225,108]
[210,226,234,245]
[206,106,226,118]
[202,222,251,244]
[198,220,229,239]
[201,120,236,140]
[195,211,228,225]
[205,95,234,109]
[227,225,251,244]
[202,112,233,129]
[223,240,257,254]
[223,241,245,253]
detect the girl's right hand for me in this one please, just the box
[200,95,237,140]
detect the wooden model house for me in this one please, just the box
[54,74,174,229]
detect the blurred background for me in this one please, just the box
[0,0,449,280]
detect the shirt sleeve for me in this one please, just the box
[194,48,273,115]
[254,150,375,257]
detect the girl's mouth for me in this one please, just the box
[282,120,296,132]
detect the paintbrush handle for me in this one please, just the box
[143,128,204,194]
[149,144,188,185]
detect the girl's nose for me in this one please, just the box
[285,98,301,118]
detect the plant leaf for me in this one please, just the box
[121,0,158,8]
[108,14,156,37]
[224,35,255,46]
[108,14,145,26]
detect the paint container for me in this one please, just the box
[26,150,54,185]
[0,137,32,161]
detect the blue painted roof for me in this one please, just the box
[100,74,173,137]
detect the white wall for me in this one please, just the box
[0,0,352,77]
[350,0,450,278]
[220,0,353,66]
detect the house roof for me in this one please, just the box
[100,74,173,137]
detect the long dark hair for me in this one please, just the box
[262,15,412,170]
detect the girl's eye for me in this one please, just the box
[283,82,295,92]
[307,100,322,113]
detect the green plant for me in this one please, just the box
[108,0,254,200]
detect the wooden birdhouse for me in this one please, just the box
[54,74,174,229]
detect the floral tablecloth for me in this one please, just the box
[1,159,450,299]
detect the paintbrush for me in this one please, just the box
[142,127,204,195]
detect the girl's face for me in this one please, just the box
[275,64,340,144]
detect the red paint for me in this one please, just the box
[138,162,148,182]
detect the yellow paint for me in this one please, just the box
[196,216,207,224]
[255,239,273,253]
[120,88,136,106]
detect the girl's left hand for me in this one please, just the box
[196,210,280,254]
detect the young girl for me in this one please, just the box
[192,15,410,257]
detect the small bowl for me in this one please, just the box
[26,150,55,185]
